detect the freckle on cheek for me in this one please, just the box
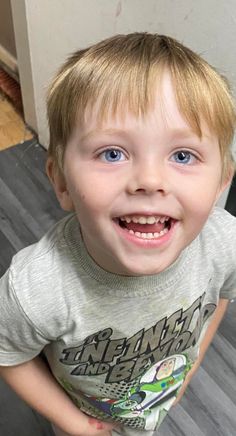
[88,417,105,430]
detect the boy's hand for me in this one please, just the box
[77,416,116,435]
[58,415,118,436]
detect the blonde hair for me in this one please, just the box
[47,32,236,179]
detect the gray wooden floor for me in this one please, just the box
[0,140,236,436]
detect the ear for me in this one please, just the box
[215,166,234,204]
[46,157,75,211]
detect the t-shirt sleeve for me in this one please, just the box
[0,268,50,366]
[220,270,236,301]
[219,213,236,301]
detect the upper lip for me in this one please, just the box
[115,213,175,219]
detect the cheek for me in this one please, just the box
[69,186,109,220]
[71,182,118,217]
[179,179,221,213]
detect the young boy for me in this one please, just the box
[0,33,236,436]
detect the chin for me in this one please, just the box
[118,262,168,276]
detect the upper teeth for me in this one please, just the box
[120,216,169,224]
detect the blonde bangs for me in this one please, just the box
[60,39,164,125]
[171,63,235,148]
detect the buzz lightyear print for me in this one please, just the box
[79,354,191,430]
[110,354,189,429]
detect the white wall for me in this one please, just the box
[0,0,17,77]
[0,0,16,57]
[10,0,236,205]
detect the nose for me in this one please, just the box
[127,159,169,195]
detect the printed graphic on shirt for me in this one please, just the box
[60,354,190,430]
[58,292,215,430]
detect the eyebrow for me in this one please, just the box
[167,127,216,146]
[80,128,127,143]
[168,128,202,139]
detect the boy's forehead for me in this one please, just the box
[78,75,172,128]
[73,74,214,143]
[74,116,214,149]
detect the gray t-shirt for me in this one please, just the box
[0,207,236,432]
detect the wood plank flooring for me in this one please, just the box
[0,94,33,150]
[0,140,236,436]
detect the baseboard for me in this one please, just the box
[0,43,18,81]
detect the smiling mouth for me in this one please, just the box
[116,215,174,240]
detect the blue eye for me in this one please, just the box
[171,151,196,165]
[100,149,126,162]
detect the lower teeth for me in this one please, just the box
[128,228,168,239]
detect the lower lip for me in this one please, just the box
[113,220,177,248]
